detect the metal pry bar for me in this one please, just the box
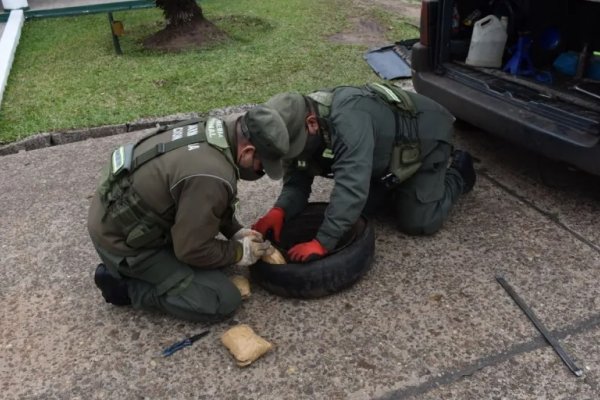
[496,275,583,377]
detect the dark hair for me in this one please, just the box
[303,96,318,116]
[235,116,253,151]
[239,114,251,139]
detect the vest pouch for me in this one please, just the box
[388,143,422,186]
[97,163,113,202]
[103,180,171,249]
[96,143,134,203]
[126,222,166,249]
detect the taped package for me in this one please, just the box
[261,246,286,264]
[230,275,251,299]
[221,324,273,367]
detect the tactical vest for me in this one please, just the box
[306,82,422,185]
[97,117,238,249]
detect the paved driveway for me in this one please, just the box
[1,117,599,399]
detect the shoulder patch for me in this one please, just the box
[205,117,229,150]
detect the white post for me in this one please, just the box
[2,0,28,10]
[0,10,25,108]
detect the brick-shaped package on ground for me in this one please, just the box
[221,324,273,367]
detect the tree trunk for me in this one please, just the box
[155,0,204,28]
[145,0,228,52]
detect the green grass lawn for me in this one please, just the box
[0,0,418,144]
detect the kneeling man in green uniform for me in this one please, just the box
[88,113,289,322]
[246,83,476,262]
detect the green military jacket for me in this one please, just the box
[88,115,243,269]
[275,86,454,250]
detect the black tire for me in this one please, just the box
[250,203,375,299]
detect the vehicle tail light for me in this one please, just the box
[420,0,435,47]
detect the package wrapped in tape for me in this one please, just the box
[261,245,286,264]
[231,275,251,299]
[221,324,273,367]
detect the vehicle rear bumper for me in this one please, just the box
[412,65,600,176]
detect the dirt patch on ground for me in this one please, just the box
[328,17,388,47]
[328,0,421,46]
[142,0,420,52]
[142,17,229,52]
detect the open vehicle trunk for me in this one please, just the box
[412,0,600,176]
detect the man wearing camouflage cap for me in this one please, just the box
[247,83,476,262]
[87,112,281,322]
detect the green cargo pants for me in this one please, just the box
[93,243,242,322]
[365,91,464,235]
[391,142,463,235]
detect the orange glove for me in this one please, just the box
[252,207,285,242]
[288,239,327,262]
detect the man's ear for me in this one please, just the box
[239,144,256,161]
[306,113,320,135]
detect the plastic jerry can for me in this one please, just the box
[465,15,508,68]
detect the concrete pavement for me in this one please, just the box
[1,2,599,397]
[1,107,599,399]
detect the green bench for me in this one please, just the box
[0,0,156,54]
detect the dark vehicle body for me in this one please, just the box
[411,0,600,176]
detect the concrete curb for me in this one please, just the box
[0,104,255,156]
[0,114,191,156]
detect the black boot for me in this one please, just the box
[94,264,131,306]
[451,150,476,193]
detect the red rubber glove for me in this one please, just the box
[288,239,327,262]
[252,207,285,242]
